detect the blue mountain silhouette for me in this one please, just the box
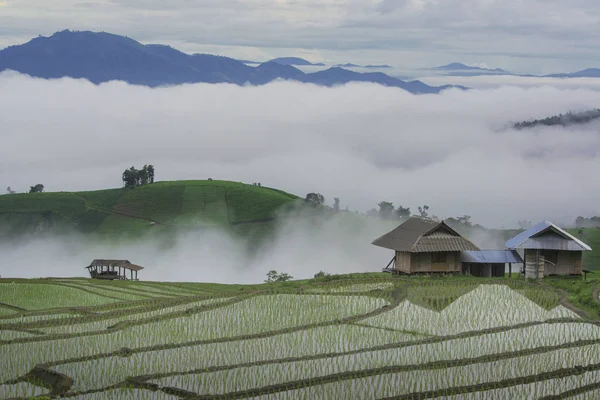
[0,30,463,94]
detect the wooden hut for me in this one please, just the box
[460,250,523,277]
[505,220,592,278]
[372,217,480,274]
[85,259,143,280]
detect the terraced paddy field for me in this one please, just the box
[1,276,600,399]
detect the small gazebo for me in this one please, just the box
[85,259,143,280]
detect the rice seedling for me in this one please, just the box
[361,284,578,336]
[0,382,48,398]
[2,278,600,400]
[0,283,120,309]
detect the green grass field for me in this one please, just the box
[2,274,600,399]
[0,180,298,240]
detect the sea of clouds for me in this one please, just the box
[1,72,599,281]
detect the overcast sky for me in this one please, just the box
[1,71,599,229]
[1,0,600,74]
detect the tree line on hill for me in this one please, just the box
[303,192,480,228]
[5,184,44,194]
[513,108,600,129]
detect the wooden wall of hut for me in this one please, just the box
[541,250,583,276]
[395,252,411,273]
[410,252,461,273]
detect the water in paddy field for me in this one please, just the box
[0,280,598,400]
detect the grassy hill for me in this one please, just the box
[2,180,600,269]
[0,180,299,240]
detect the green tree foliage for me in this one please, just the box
[6,186,15,194]
[304,192,325,206]
[447,215,472,227]
[264,270,293,283]
[28,184,44,193]
[378,201,395,220]
[333,197,340,213]
[313,270,331,279]
[418,205,430,217]
[396,205,411,218]
[122,165,155,189]
[514,108,600,129]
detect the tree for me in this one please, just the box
[366,208,378,217]
[333,198,340,213]
[122,164,155,188]
[264,270,293,283]
[305,192,325,206]
[396,205,411,218]
[29,184,44,193]
[147,165,155,184]
[138,165,149,186]
[456,215,472,226]
[378,201,395,220]
[6,186,15,194]
[122,167,139,189]
[418,205,430,218]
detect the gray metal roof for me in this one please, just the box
[372,217,480,252]
[461,250,523,264]
[505,220,591,251]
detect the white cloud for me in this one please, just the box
[1,74,600,281]
[2,1,600,73]
[0,72,599,232]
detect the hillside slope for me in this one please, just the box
[0,180,298,239]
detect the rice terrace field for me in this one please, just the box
[2,276,600,399]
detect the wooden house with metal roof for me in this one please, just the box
[505,220,592,278]
[372,217,480,274]
[85,259,143,280]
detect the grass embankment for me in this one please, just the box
[0,180,298,239]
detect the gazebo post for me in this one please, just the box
[509,263,512,278]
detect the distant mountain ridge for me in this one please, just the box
[334,63,392,69]
[267,57,325,66]
[0,31,457,94]
[431,62,600,78]
[543,68,600,78]
[434,62,506,72]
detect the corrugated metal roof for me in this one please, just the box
[461,250,523,264]
[372,217,480,252]
[505,220,591,251]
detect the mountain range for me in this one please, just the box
[431,62,600,78]
[433,63,507,73]
[0,30,458,94]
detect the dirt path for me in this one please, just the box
[593,287,600,303]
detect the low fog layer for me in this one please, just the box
[0,211,510,283]
[1,72,599,281]
[418,74,600,91]
[0,214,403,282]
[1,71,599,227]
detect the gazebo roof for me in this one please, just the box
[85,259,144,271]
